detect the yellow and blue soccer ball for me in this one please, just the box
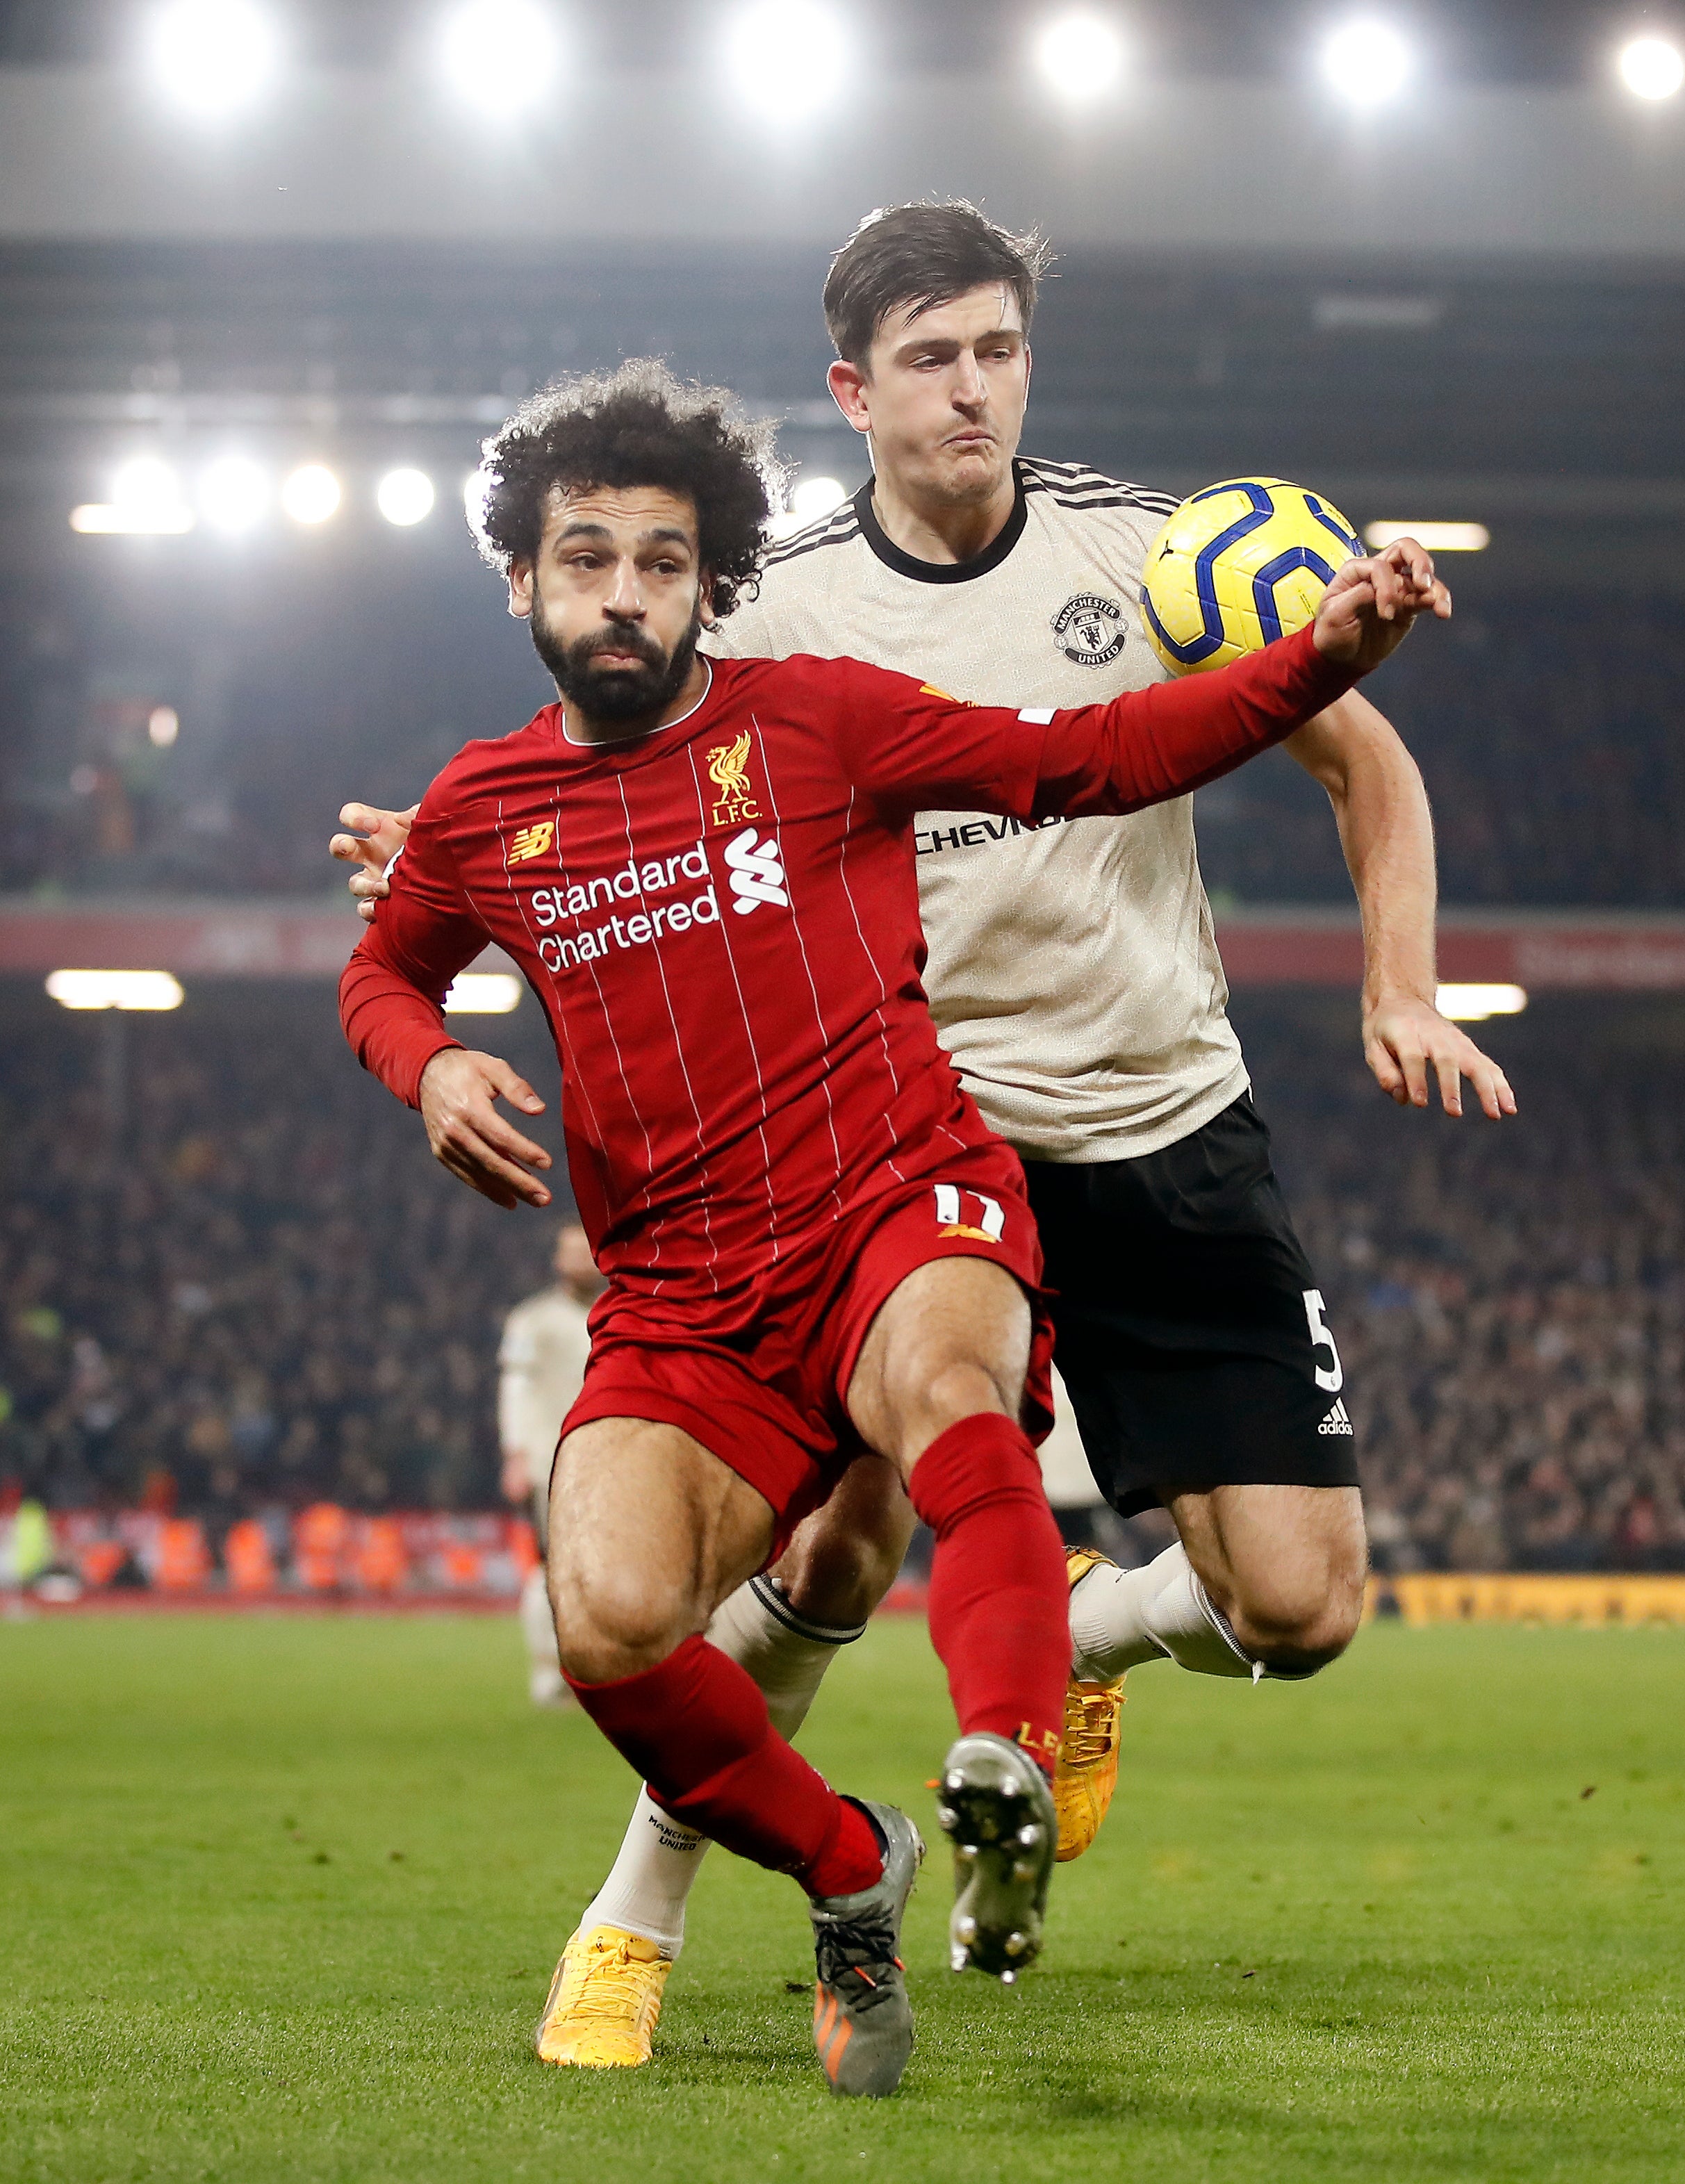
[1140,478,1363,675]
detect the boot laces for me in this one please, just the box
[563,1934,659,2025]
[814,1912,899,2010]
[1063,1685,1121,1768]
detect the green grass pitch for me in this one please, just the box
[2,1614,1682,2183]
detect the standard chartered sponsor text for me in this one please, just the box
[529,837,721,973]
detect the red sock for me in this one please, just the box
[909,1413,1069,1777]
[566,1634,882,1898]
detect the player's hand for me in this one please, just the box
[1363,993,1518,1120]
[1313,540,1452,673]
[330,802,418,922]
[418,1048,552,1210]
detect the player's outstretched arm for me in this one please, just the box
[1309,536,1452,669]
[330,801,417,921]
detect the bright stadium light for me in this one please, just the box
[439,0,561,114]
[1618,35,1685,101]
[72,457,195,536]
[147,706,181,748]
[768,473,848,539]
[1436,983,1527,1023]
[1320,17,1413,106]
[1364,520,1490,552]
[197,457,270,534]
[281,463,342,525]
[444,972,523,1014]
[46,970,186,1012]
[727,0,849,122]
[377,468,436,526]
[147,0,280,119]
[1033,11,1126,102]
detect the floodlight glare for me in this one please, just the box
[148,0,279,118]
[768,475,848,541]
[444,972,523,1014]
[1033,12,1126,101]
[727,0,848,121]
[1364,520,1490,552]
[147,706,181,748]
[1320,18,1413,106]
[47,970,186,1012]
[74,456,195,534]
[440,0,560,113]
[281,463,343,525]
[377,468,436,527]
[281,463,340,526]
[198,457,270,534]
[1618,35,1685,101]
[1436,983,1527,1023]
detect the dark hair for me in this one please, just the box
[823,201,1051,370]
[472,358,786,618]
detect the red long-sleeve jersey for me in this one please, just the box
[340,626,1354,1338]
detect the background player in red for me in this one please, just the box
[338,363,1447,2092]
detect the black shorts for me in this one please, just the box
[1022,1093,1358,1518]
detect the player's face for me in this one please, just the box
[828,284,1030,509]
[510,485,712,727]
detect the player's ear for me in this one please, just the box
[507,559,534,621]
[697,573,718,629]
[827,359,871,436]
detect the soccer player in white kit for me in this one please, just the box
[334,202,1513,2065]
[498,1222,602,1707]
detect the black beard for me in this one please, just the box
[530,597,704,727]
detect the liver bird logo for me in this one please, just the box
[706,730,762,827]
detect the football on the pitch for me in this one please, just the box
[1140,478,1363,675]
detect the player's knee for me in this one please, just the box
[1227,1552,1365,1673]
[896,1358,1016,1463]
[550,1561,690,1685]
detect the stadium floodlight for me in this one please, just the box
[1436,983,1527,1023]
[439,0,561,115]
[147,706,181,748]
[1363,520,1490,552]
[197,457,270,535]
[443,972,523,1013]
[726,0,849,122]
[71,456,195,536]
[767,473,849,539]
[147,0,280,119]
[377,468,437,526]
[1320,17,1413,106]
[46,970,186,1012]
[1033,11,1126,102]
[281,463,342,525]
[1618,35,1685,101]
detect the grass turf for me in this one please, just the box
[1,1614,1682,2183]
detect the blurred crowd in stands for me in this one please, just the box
[3,579,1684,910]
[1,991,1681,1579]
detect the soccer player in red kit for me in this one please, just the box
[339,361,1447,2096]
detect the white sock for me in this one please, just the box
[575,1575,864,1957]
[1069,1543,1258,1684]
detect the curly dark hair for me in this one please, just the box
[472,359,787,618]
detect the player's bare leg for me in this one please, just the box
[1068,1484,1367,1684]
[536,1416,921,2095]
[846,1256,1067,1980]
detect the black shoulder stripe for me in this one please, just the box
[759,511,861,570]
[1018,457,1178,512]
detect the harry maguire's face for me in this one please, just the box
[511,484,709,724]
[855,284,1030,508]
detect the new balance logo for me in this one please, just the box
[723,827,788,915]
[506,819,554,865]
[1318,1398,1355,1437]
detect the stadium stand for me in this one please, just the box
[1,985,1679,1579]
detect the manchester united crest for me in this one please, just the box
[1051,592,1126,668]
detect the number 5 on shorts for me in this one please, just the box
[1302,1288,1344,1393]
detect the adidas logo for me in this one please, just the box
[1318,1398,1354,1438]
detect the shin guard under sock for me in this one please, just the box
[909,1413,1069,1775]
[566,1634,880,1896]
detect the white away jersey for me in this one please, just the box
[704,458,1249,1160]
[498,1286,593,1499]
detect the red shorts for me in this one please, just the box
[562,1140,1055,1564]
